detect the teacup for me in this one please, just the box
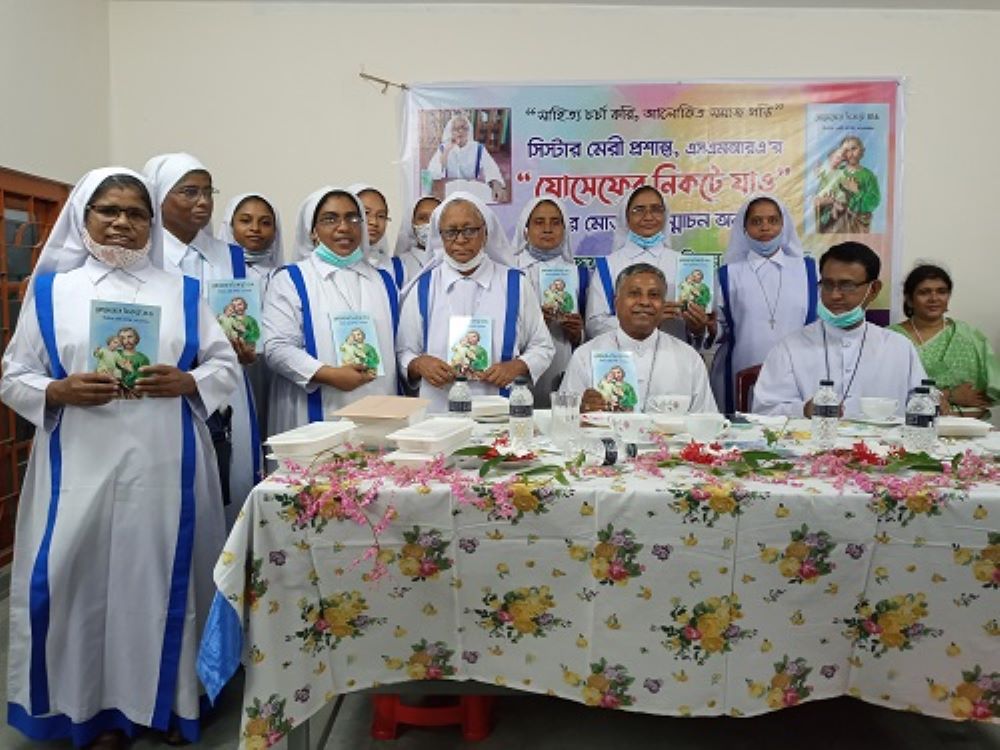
[647,394,692,415]
[609,413,655,443]
[860,397,898,421]
[685,413,731,442]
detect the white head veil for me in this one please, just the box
[512,195,574,262]
[215,192,285,267]
[440,113,474,149]
[723,193,804,265]
[22,166,163,312]
[426,191,514,269]
[292,186,370,262]
[347,183,391,262]
[613,185,673,252]
[142,152,210,209]
[392,196,442,257]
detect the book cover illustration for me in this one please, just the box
[448,316,493,378]
[538,265,577,318]
[675,254,715,313]
[591,350,639,412]
[207,279,262,351]
[90,299,161,399]
[330,312,384,376]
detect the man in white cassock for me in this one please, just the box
[396,192,554,413]
[753,241,926,418]
[563,263,717,413]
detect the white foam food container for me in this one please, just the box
[471,395,509,419]
[384,450,456,469]
[936,416,991,439]
[387,417,475,455]
[265,420,357,457]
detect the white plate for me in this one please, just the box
[849,416,904,428]
[580,411,614,428]
[265,420,356,457]
[471,395,509,419]
[474,414,510,424]
[384,450,455,469]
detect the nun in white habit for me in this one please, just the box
[706,194,819,413]
[144,152,263,526]
[396,191,554,413]
[584,185,700,342]
[0,167,238,747]
[216,192,286,437]
[425,113,506,202]
[511,196,586,406]
[391,195,442,290]
[262,187,400,435]
[215,191,285,297]
[347,182,397,274]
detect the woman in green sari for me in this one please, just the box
[890,264,1000,418]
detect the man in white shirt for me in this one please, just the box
[562,263,717,413]
[754,241,926,418]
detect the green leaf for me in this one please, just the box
[478,457,503,477]
[453,445,491,457]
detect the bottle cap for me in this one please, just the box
[455,375,468,382]
[914,386,930,394]
[921,379,936,386]
[513,375,530,386]
[819,379,834,386]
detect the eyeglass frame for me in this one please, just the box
[171,186,220,203]
[440,225,485,242]
[315,212,364,228]
[86,203,152,224]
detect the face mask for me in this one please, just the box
[314,241,364,268]
[628,230,664,250]
[526,243,560,262]
[817,285,872,329]
[746,235,782,257]
[413,223,430,249]
[82,228,150,268]
[443,249,484,273]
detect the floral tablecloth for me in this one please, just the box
[198,464,999,748]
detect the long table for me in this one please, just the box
[197,453,999,747]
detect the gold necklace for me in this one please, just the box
[909,317,945,346]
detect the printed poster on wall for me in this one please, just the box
[400,79,903,320]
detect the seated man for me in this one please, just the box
[562,263,717,413]
[754,241,926,417]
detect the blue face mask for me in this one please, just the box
[315,242,364,268]
[628,231,664,250]
[817,285,872,329]
[746,235,782,257]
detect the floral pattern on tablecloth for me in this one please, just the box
[207,465,1000,748]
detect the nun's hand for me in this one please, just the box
[232,338,257,365]
[409,355,455,388]
[317,364,376,392]
[481,359,528,388]
[559,313,584,346]
[134,365,197,398]
[46,373,119,407]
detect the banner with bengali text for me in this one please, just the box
[400,79,903,315]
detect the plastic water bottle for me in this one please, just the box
[508,376,535,452]
[921,378,942,418]
[566,436,638,466]
[904,386,936,452]
[447,376,472,415]
[811,379,839,451]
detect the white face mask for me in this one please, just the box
[413,223,430,249]
[443,249,484,273]
[82,228,151,268]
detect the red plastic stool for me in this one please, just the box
[370,694,494,741]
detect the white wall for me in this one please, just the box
[0,0,110,182]
[101,2,1000,341]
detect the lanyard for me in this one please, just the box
[822,322,868,405]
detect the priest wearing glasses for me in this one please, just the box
[753,242,925,418]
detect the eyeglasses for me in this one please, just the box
[364,210,391,223]
[628,204,666,217]
[87,204,151,224]
[316,212,363,227]
[172,186,219,202]
[441,225,485,242]
[818,280,871,294]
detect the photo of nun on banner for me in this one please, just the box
[421,109,511,204]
